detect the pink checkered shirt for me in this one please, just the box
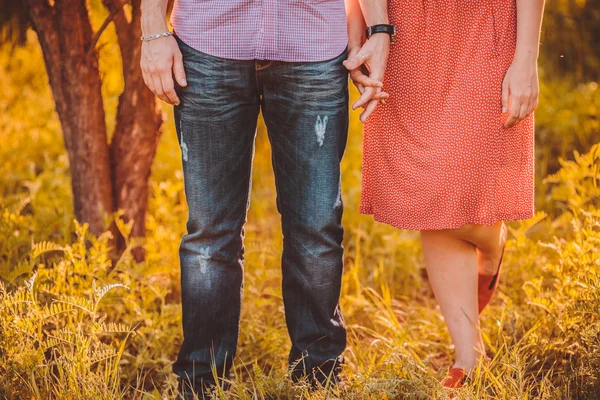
[171,0,348,62]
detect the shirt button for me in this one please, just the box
[260,27,264,33]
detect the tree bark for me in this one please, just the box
[28,0,114,236]
[26,0,163,261]
[104,0,163,261]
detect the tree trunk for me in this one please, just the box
[104,0,163,261]
[26,0,163,261]
[28,0,114,236]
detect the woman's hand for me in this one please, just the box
[344,34,390,122]
[347,47,386,97]
[502,53,539,128]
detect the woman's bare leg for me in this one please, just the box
[421,221,508,372]
[448,221,507,275]
[420,230,484,371]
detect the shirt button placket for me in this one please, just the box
[255,0,266,59]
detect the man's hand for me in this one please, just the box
[343,33,390,122]
[141,35,187,105]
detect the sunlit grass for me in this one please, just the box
[1,32,599,400]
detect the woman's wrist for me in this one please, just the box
[514,45,539,64]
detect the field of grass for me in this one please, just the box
[1,29,599,399]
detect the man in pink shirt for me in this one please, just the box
[140,0,391,397]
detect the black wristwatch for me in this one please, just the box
[365,24,397,44]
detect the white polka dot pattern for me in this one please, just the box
[362,0,535,231]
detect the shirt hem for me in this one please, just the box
[174,34,349,63]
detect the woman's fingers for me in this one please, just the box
[524,97,534,120]
[501,75,510,113]
[501,57,540,128]
[531,97,539,113]
[505,87,538,128]
[373,92,389,101]
[528,90,539,115]
[353,86,377,110]
[360,98,379,122]
[518,102,529,123]
[504,92,522,128]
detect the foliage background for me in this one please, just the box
[1,1,599,399]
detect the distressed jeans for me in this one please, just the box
[172,38,348,388]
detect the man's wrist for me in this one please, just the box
[141,14,169,36]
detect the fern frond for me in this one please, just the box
[0,260,32,283]
[32,241,65,260]
[88,347,117,365]
[55,295,94,314]
[39,302,76,320]
[94,283,129,304]
[94,322,135,336]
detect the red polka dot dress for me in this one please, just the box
[361,0,535,230]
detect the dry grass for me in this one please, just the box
[1,31,599,400]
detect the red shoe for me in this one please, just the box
[441,368,467,389]
[478,243,505,313]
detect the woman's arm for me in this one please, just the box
[502,0,546,128]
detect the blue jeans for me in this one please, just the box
[172,38,348,388]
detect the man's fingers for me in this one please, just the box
[160,72,180,105]
[173,51,187,87]
[343,52,368,71]
[142,68,155,94]
[151,74,169,104]
[360,99,379,123]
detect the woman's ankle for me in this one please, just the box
[452,359,476,372]
[453,351,487,372]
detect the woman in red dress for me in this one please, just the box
[346,0,546,388]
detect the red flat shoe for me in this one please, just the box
[478,244,505,313]
[441,368,467,389]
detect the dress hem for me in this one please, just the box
[360,208,535,231]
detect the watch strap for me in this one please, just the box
[365,24,397,43]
